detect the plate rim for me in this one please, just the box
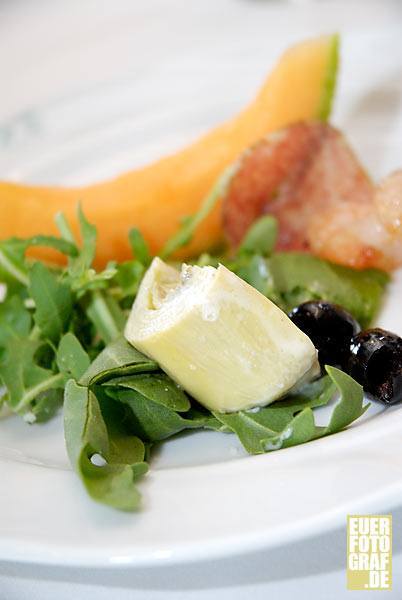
[1,55,402,568]
[1,407,402,568]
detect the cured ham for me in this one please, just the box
[223,121,402,271]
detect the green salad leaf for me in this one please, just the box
[112,260,145,301]
[0,294,32,347]
[105,386,224,443]
[0,235,77,287]
[213,367,367,454]
[31,388,64,423]
[64,379,147,511]
[129,228,152,267]
[0,239,29,286]
[235,254,278,297]
[79,337,158,386]
[237,215,278,257]
[0,337,66,413]
[233,249,388,327]
[107,373,191,412]
[29,262,73,342]
[57,333,91,381]
[85,290,125,344]
[0,206,386,511]
[67,205,97,279]
[266,252,389,327]
[323,366,368,434]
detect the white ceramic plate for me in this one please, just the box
[1,30,402,569]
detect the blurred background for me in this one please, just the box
[1,0,402,185]
[1,1,402,599]
[0,0,401,119]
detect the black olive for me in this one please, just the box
[288,301,360,369]
[348,328,402,405]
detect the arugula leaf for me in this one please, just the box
[0,338,65,412]
[107,373,191,412]
[31,388,63,423]
[79,337,158,386]
[56,208,117,297]
[23,235,78,257]
[323,365,368,434]
[213,368,367,454]
[68,205,97,278]
[0,235,77,286]
[78,205,97,266]
[160,164,235,259]
[213,377,333,453]
[0,239,29,285]
[112,260,145,300]
[107,387,180,442]
[85,291,125,344]
[64,380,147,511]
[129,229,152,267]
[241,252,388,327]
[272,253,388,326]
[0,295,32,347]
[71,265,118,296]
[29,262,73,342]
[57,333,91,380]
[195,253,220,268]
[186,407,229,432]
[54,210,126,350]
[235,376,335,434]
[238,216,278,257]
[55,211,77,244]
[235,254,274,296]
[106,387,224,442]
[64,381,107,467]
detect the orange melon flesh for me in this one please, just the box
[0,35,338,267]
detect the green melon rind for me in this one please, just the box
[317,33,340,121]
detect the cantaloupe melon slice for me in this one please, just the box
[0,34,338,267]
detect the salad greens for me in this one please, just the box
[0,205,388,510]
[79,337,159,386]
[227,218,389,328]
[213,367,367,454]
[64,380,148,511]
[264,253,388,329]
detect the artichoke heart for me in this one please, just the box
[124,257,319,412]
